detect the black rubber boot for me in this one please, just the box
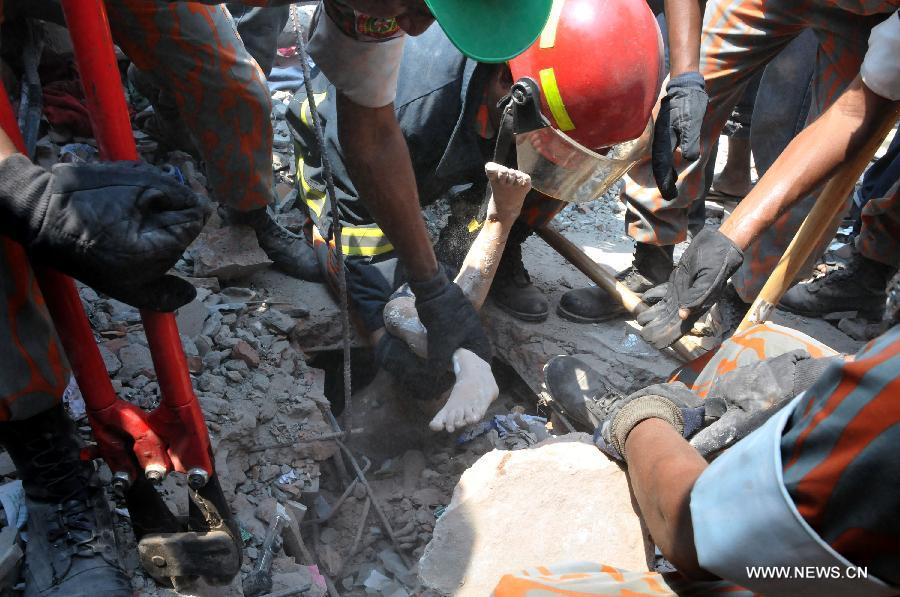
[543,355,626,429]
[780,246,895,321]
[557,286,628,323]
[221,205,322,282]
[0,406,131,597]
[616,242,674,294]
[490,223,549,322]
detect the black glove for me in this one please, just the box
[593,382,705,461]
[638,228,743,349]
[374,334,454,400]
[0,154,210,311]
[690,350,841,456]
[408,270,492,369]
[651,71,709,199]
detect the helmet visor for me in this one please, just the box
[515,118,652,203]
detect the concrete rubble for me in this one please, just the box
[0,19,881,597]
[419,437,652,596]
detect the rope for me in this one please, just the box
[292,6,353,435]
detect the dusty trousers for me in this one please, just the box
[622,0,898,301]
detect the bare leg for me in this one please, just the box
[383,163,531,432]
[712,136,753,197]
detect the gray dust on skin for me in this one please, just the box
[454,227,504,308]
[383,296,428,358]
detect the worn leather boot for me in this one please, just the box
[0,406,131,597]
[556,243,671,323]
[490,224,549,322]
[780,245,895,320]
[556,285,628,323]
[543,355,626,429]
[616,242,674,293]
[220,205,322,281]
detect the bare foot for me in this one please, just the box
[429,349,498,433]
[484,162,531,222]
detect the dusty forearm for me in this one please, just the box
[664,0,703,76]
[624,419,710,578]
[455,216,516,309]
[337,95,438,281]
[720,77,897,249]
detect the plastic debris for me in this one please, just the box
[62,375,86,419]
[457,411,549,448]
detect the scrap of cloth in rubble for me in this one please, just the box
[41,80,93,138]
[492,324,900,596]
[622,0,898,301]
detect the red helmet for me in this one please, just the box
[509,0,663,149]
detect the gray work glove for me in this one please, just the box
[690,350,841,456]
[652,71,709,199]
[593,382,705,461]
[638,228,743,348]
[374,334,453,400]
[408,270,492,370]
[0,154,210,311]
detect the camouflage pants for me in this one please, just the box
[623,0,897,301]
[105,0,275,212]
[0,242,69,422]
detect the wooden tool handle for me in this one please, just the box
[537,226,705,362]
[737,106,900,332]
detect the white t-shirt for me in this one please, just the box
[306,0,407,108]
[861,10,900,101]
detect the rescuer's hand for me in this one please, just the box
[409,269,493,371]
[593,382,705,461]
[637,229,743,349]
[690,350,841,456]
[0,154,210,311]
[651,71,708,199]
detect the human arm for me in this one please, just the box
[0,126,16,160]
[664,0,702,77]
[624,419,710,578]
[720,75,898,249]
[336,95,439,281]
[652,0,708,198]
[640,76,897,347]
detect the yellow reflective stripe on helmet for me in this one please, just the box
[540,0,565,49]
[539,67,575,132]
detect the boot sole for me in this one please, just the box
[556,303,628,324]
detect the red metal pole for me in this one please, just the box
[59,0,213,478]
[0,82,156,478]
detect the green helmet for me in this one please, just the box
[424,0,554,63]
